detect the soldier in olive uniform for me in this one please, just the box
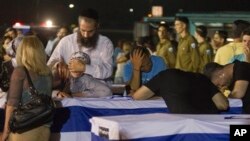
[174,16,200,72]
[156,24,177,68]
[194,25,213,72]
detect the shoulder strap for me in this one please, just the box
[24,67,38,95]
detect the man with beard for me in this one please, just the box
[174,16,200,72]
[47,8,114,84]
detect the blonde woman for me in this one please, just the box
[2,36,52,141]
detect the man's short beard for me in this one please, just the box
[77,31,99,48]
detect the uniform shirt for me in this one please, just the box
[123,55,167,84]
[70,74,112,98]
[214,42,243,65]
[230,61,250,114]
[198,41,213,72]
[145,69,220,114]
[47,33,114,79]
[156,39,176,68]
[175,34,200,72]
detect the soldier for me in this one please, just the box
[194,25,213,72]
[174,16,200,72]
[155,24,177,68]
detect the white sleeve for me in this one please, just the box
[85,39,114,79]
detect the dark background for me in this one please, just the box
[1,0,249,25]
[1,0,250,44]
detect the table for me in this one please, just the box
[0,96,167,141]
[90,113,250,141]
[0,93,244,141]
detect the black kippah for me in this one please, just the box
[79,8,99,21]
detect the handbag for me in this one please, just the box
[9,67,55,133]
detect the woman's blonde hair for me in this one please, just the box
[16,35,50,75]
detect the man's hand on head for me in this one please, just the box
[130,49,145,70]
[68,59,86,72]
[57,61,70,81]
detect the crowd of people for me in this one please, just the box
[0,7,250,141]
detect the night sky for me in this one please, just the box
[1,0,250,43]
[1,0,250,27]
